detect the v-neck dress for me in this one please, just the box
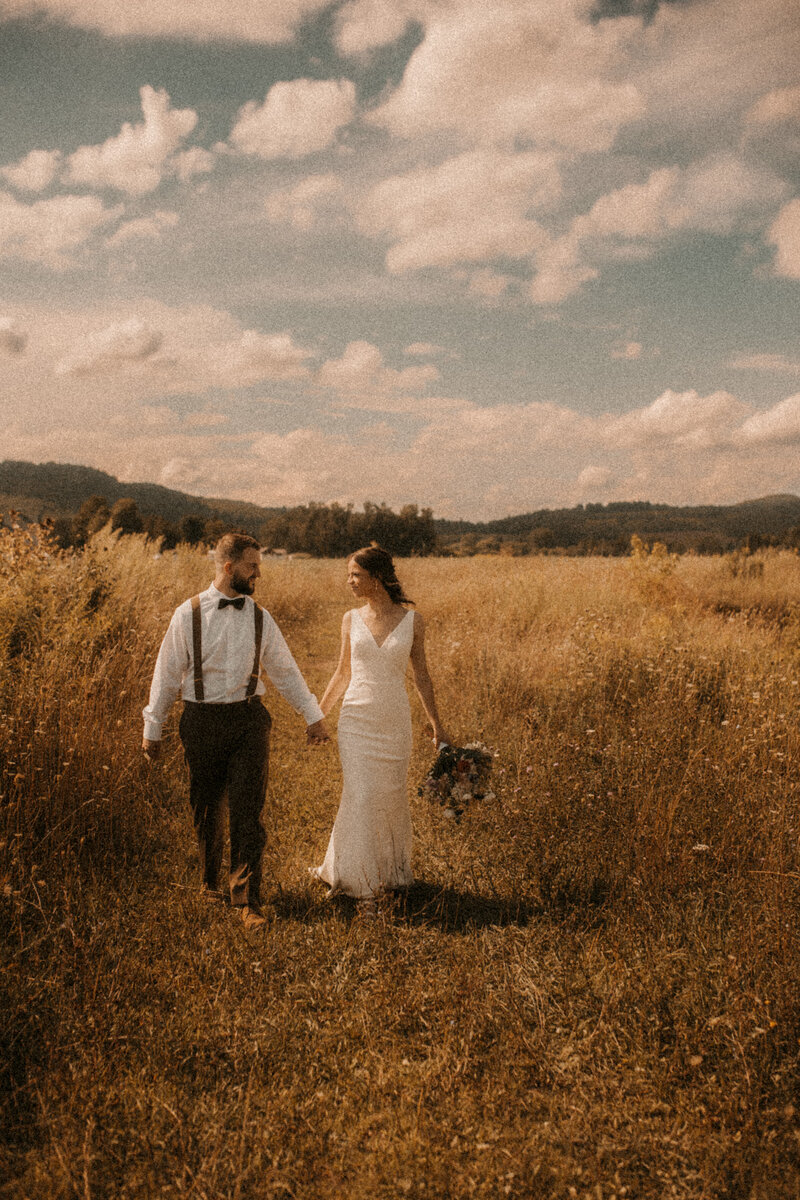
[312,607,415,898]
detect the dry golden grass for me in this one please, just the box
[1,530,799,1199]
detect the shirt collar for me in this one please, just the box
[207,583,250,605]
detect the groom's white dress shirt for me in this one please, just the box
[143,583,324,741]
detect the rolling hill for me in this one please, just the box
[2,460,799,554]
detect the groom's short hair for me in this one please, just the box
[214,532,261,569]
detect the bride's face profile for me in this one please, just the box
[347,559,378,598]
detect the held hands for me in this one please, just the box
[306,718,331,747]
[144,724,330,755]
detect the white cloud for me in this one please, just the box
[334,0,423,55]
[338,0,800,306]
[172,147,215,182]
[730,352,800,375]
[1,148,62,193]
[317,339,439,406]
[577,465,615,495]
[768,200,800,279]
[0,318,28,355]
[744,84,800,129]
[0,190,121,269]
[4,306,800,516]
[64,86,199,195]
[531,154,788,303]
[366,0,644,151]
[358,148,558,273]
[9,301,319,396]
[344,0,800,163]
[109,403,176,432]
[604,389,748,451]
[529,235,597,306]
[611,340,643,361]
[56,318,164,375]
[467,269,515,299]
[207,330,315,388]
[585,155,786,241]
[742,85,800,173]
[735,394,800,447]
[228,79,356,161]
[629,0,800,139]
[0,0,333,42]
[265,174,345,231]
[158,457,206,489]
[107,210,179,247]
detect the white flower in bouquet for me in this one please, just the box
[419,740,494,818]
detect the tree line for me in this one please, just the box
[260,501,436,557]
[56,495,437,558]
[31,489,800,559]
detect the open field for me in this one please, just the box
[1,530,799,1199]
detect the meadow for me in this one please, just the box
[1,525,799,1199]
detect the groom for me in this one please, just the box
[142,532,329,929]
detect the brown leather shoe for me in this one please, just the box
[239,905,266,930]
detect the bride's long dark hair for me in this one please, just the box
[351,543,414,606]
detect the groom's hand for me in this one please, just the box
[306,719,330,746]
[142,738,161,761]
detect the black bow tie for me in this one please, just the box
[218,596,246,610]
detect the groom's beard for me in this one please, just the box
[230,571,256,595]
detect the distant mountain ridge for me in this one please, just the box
[0,460,285,527]
[435,493,800,552]
[2,460,800,554]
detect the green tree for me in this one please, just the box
[71,495,110,546]
[51,515,75,549]
[528,526,555,551]
[143,513,179,550]
[179,514,207,545]
[109,498,144,536]
[784,525,800,551]
[203,518,227,547]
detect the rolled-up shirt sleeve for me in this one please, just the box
[142,608,190,741]
[260,612,324,725]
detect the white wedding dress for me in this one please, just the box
[312,606,415,898]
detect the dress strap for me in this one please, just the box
[190,595,204,701]
[245,603,264,698]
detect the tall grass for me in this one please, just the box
[1,531,798,1198]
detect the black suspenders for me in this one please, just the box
[191,595,204,701]
[246,606,264,698]
[190,596,263,702]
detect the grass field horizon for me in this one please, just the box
[1,526,799,1199]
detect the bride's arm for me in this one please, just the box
[409,611,451,747]
[319,611,352,717]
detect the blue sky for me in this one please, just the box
[1,0,799,519]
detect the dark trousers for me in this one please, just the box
[178,697,271,908]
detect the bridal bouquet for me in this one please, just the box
[419,741,494,819]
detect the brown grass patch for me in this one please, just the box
[1,534,799,1198]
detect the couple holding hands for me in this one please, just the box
[142,534,449,928]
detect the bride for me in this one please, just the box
[310,543,450,903]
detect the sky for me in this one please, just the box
[1,0,799,521]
